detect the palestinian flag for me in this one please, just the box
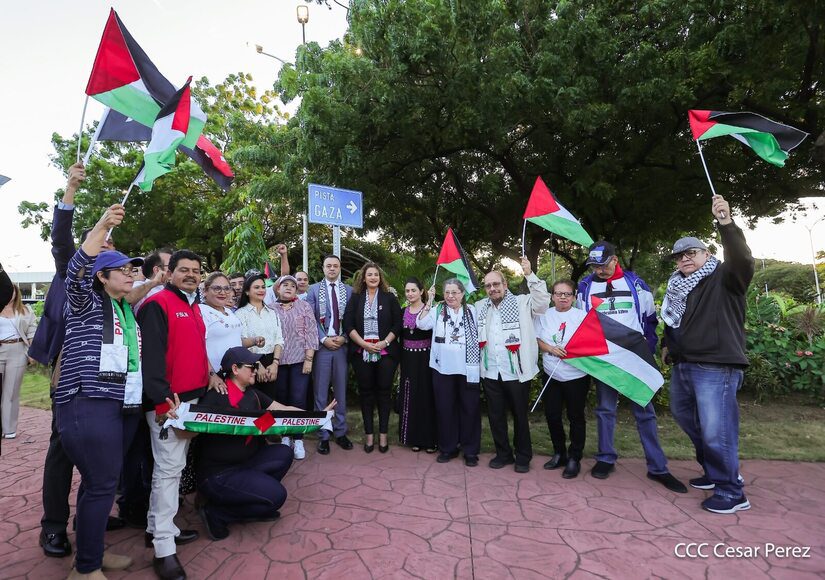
[688,110,808,167]
[436,227,479,293]
[97,108,234,191]
[523,177,594,247]
[138,78,200,192]
[163,403,334,436]
[85,9,205,148]
[563,298,663,407]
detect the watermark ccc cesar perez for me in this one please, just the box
[674,542,812,559]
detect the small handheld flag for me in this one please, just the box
[522,177,594,251]
[688,110,808,167]
[138,77,201,192]
[436,227,479,293]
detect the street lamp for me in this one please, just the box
[253,44,289,66]
[297,5,309,44]
[804,215,824,305]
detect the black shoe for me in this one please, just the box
[379,444,389,453]
[318,440,330,455]
[488,455,515,469]
[464,455,479,467]
[39,530,71,558]
[144,529,200,548]
[437,450,459,463]
[647,472,688,494]
[364,442,374,453]
[198,507,230,541]
[153,554,187,580]
[562,458,581,479]
[514,463,530,474]
[335,435,354,450]
[543,454,567,470]
[591,461,615,479]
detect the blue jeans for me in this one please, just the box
[670,362,744,499]
[199,444,293,524]
[56,396,138,573]
[274,363,311,439]
[594,381,668,474]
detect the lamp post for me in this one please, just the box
[254,44,289,66]
[805,216,824,305]
[297,5,309,45]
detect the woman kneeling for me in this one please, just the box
[193,346,302,541]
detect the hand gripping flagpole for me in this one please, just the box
[76,95,90,163]
[695,139,726,220]
[530,358,562,412]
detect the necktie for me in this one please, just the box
[330,282,340,335]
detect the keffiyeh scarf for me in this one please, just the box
[362,291,383,362]
[436,304,480,383]
[661,255,719,328]
[476,290,523,374]
[318,280,348,335]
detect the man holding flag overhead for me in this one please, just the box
[578,243,687,493]
[662,195,754,514]
[476,258,550,473]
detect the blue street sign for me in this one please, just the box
[307,183,364,228]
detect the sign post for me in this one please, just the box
[307,183,364,260]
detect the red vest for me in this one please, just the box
[143,288,209,401]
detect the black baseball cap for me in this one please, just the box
[586,241,617,266]
[220,347,262,372]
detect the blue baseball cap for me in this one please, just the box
[586,241,617,266]
[91,251,144,279]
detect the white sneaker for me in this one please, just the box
[281,436,292,448]
[293,440,305,459]
[3,433,16,439]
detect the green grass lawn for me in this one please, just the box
[22,369,825,462]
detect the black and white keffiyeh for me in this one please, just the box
[436,304,480,383]
[661,255,719,328]
[362,291,380,362]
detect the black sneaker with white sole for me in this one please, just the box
[701,494,751,514]
[689,474,746,490]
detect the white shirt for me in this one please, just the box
[579,276,646,334]
[199,304,243,371]
[0,317,20,341]
[417,304,476,377]
[235,303,285,355]
[324,278,344,338]
[481,303,518,381]
[534,307,587,381]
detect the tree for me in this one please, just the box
[753,259,823,302]
[272,0,824,278]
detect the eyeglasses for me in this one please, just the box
[484,282,503,289]
[673,249,703,261]
[443,291,463,296]
[553,291,574,298]
[108,266,138,276]
[209,285,231,293]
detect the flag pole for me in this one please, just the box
[431,264,440,292]
[530,358,562,412]
[521,219,527,257]
[550,234,556,284]
[83,107,110,166]
[76,95,90,164]
[105,171,140,241]
[695,140,726,219]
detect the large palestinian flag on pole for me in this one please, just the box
[163,403,334,436]
[563,299,663,407]
[85,9,205,148]
[523,177,594,247]
[138,78,200,192]
[688,110,808,167]
[436,227,479,293]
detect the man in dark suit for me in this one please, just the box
[305,255,353,454]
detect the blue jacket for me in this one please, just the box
[28,205,74,365]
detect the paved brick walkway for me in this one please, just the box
[2,407,824,579]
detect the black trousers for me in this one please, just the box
[544,375,590,460]
[117,415,153,520]
[432,371,481,458]
[352,356,398,434]
[41,399,75,534]
[483,376,532,466]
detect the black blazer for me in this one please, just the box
[343,289,403,361]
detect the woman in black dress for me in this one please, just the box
[398,277,437,453]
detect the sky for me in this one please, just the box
[1,1,823,274]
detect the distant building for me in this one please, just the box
[7,271,54,303]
